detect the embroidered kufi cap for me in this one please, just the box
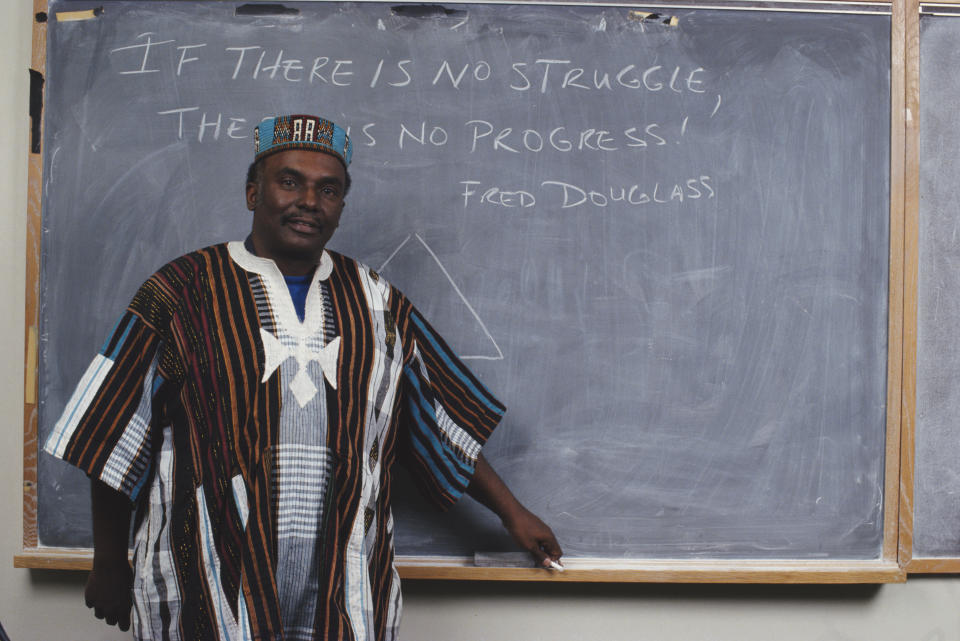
[254,114,352,167]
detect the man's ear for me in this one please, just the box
[245,182,258,211]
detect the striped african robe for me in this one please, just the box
[45,241,504,641]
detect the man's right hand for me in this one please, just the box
[89,478,135,631]
[85,560,134,631]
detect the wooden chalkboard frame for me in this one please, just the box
[16,0,910,583]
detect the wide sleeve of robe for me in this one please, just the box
[390,288,506,510]
[44,277,173,502]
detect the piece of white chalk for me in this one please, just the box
[548,560,564,571]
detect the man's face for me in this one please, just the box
[246,149,347,275]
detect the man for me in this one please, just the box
[45,114,562,641]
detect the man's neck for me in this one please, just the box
[243,235,321,276]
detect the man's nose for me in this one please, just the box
[299,186,320,210]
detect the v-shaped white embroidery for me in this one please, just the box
[261,330,341,407]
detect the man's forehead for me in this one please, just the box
[264,149,346,180]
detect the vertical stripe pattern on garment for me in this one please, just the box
[344,265,403,641]
[196,485,249,641]
[101,355,160,498]
[44,353,115,458]
[250,259,338,640]
[132,426,182,641]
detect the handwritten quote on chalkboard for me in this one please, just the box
[106,21,720,213]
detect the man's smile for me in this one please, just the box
[284,215,324,234]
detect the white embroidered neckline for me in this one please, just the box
[228,241,341,404]
[227,241,333,340]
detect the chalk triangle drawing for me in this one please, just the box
[378,234,504,361]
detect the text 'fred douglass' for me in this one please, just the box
[459,178,715,210]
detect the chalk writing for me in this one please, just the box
[105,29,723,212]
[433,60,492,88]
[369,59,413,88]
[509,60,707,94]
[107,34,715,97]
[110,32,175,75]
[461,177,714,210]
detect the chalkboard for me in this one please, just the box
[912,12,960,561]
[34,1,893,565]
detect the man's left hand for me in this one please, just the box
[467,453,564,569]
[501,503,564,569]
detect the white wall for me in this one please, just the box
[2,3,959,641]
